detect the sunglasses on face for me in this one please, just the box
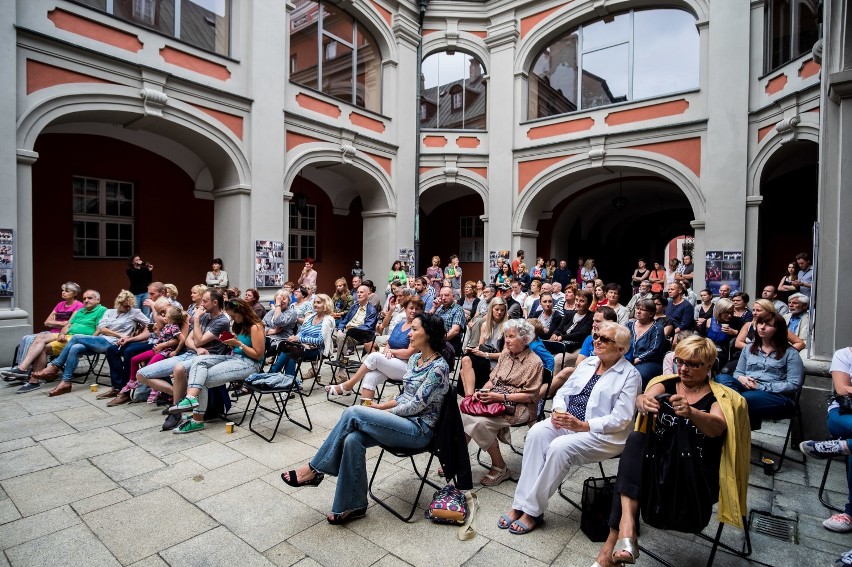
[592,333,615,345]
[674,357,704,370]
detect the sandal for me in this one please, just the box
[326,384,352,397]
[327,507,367,525]
[280,469,324,488]
[480,466,510,486]
[498,511,521,529]
[509,514,543,535]
[612,537,639,565]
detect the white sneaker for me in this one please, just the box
[326,385,352,397]
[835,548,852,566]
[824,513,852,533]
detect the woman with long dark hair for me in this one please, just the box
[281,313,450,524]
[127,255,154,314]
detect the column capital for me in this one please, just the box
[16,149,38,165]
[689,219,706,229]
[362,209,397,219]
[212,184,251,197]
[746,195,764,207]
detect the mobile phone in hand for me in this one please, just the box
[218,331,235,341]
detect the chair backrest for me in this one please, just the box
[542,340,567,356]
[537,369,553,421]
[346,327,375,345]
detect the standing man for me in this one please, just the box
[665,282,695,344]
[552,260,571,288]
[434,287,465,355]
[675,254,694,284]
[512,250,525,274]
[414,276,435,312]
[793,252,813,299]
[298,257,317,288]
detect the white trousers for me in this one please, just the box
[359,352,408,391]
[512,419,623,517]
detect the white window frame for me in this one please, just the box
[72,176,135,259]
[459,216,484,262]
[289,203,317,261]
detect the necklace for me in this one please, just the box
[677,381,705,404]
[417,352,437,368]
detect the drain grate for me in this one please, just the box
[749,510,798,543]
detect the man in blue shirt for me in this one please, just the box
[794,252,813,299]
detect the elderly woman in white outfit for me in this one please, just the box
[498,321,640,535]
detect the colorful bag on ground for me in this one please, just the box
[425,484,467,525]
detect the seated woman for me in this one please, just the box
[697,298,739,367]
[244,288,266,320]
[628,299,670,387]
[263,290,298,347]
[186,284,206,318]
[594,336,744,567]
[731,291,753,326]
[292,286,315,326]
[326,295,422,400]
[651,293,674,339]
[715,311,804,427]
[459,280,480,322]
[168,298,265,433]
[248,294,335,386]
[501,322,639,535]
[734,299,804,352]
[460,319,543,487]
[2,281,83,381]
[457,297,507,396]
[280,313,450,524]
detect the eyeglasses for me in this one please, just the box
[592,333,615,345]
[674,357,705,370]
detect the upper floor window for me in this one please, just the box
[765,0,819,72]
[420,51,487,130]
[528,9,699,120]
[290,0,382,113]
[289,203,317,261]
[72,0,231,56]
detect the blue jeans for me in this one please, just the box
[106,341,152,390]
[51,335,114,382]
[714,373,795,427]
[270,348,320,374]
[136,293,150,317]
[186,355,260,412]
[827,408,852,515]
[309,406,432,515]
[137,351,196,380]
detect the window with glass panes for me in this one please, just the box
[72,176,134,258]
[289,204,317,261]
[459,216,484,262]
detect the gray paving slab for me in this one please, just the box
[13,392,90,415]
[39,426,133,463]
[0,505,80,550]
[82,487,218,564]
[461,540,549,567]
[0,401,30,420]
[89,446,166,482]
[226,434,317,469]
[161,525,277,567]
[0,445,60,481]
[0,413,75,444]
[53,403,115,425]
[172,457,271,502]
[181,440,245,468]
[197,479,324,552]
[262,540,307,567]
[127,555,170,567]
[0,437,35,455]
[70,487,133,515]
[287,519,387,567]
[120,458,208,496]
[4,523,121,567]
[1,460,117,516]
[0,497,21,524]
[370,555,414,567]
[123,425,212,457]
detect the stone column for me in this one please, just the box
[212,186,252,290]
[743,196,763,295]
[689,220,706,289]
[362,211,397,299]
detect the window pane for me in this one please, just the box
[321,1,354,44]
[75,0,108,9]
[119,240,133,259]
[633,9,699,100]
[795,0,819,59]
[768,0,792,69]
[180,0,230,56]
[421,51,486,130]
[581,43,629,109]
[106,240,119,258]
[290,1,320,89]
[582,12,630,52]
[119,223,132,239]
[355,26,381,112]
[322,38,354,103]
[106,223,118,239]
[114,0,176,36]
[529,32,579,118]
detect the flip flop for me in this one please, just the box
[509,515,543,535]
[280,469,324,487]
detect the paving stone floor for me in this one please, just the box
[0,370,848,566]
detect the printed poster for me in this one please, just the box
[255,240,286,288]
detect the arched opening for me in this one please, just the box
[420,50,487,130]
[522,167,695,291]
[419,183,486,282]
[756,140,818,290]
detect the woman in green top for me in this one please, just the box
[388,261,407,285]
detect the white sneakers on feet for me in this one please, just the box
[824,513,852,533]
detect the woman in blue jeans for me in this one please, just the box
[714,311,803,428]
[265,293,334,378]
[281,313,450,524]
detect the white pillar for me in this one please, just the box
[212,187,252,290]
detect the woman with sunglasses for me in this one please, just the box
[593,336,746,567]
[500,321,639,536]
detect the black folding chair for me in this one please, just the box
[368,393,450,521]
[326,328,375,406]
[750,375,806,473]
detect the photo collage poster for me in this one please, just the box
[397,248,415,278]
[0,228,13,297]
[255,240,286,288]
[705,249,742,295]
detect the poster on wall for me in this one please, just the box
[397,248,415,278]
[706,249,742,295]
[488,250,510,282]
[0,228,13,297]
[255,240,286,288]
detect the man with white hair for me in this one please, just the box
[551,282,565,304]
[626,280,653,319]
[784,293,810,345]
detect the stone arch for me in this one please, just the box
[422,33,490,72]
[748,119,820,197]
[342,0,399,64]
[419,168,489,213]
[283,146,396,214]
[514,0,708,76]
[17,85,250,191]
[514,149,705,234]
